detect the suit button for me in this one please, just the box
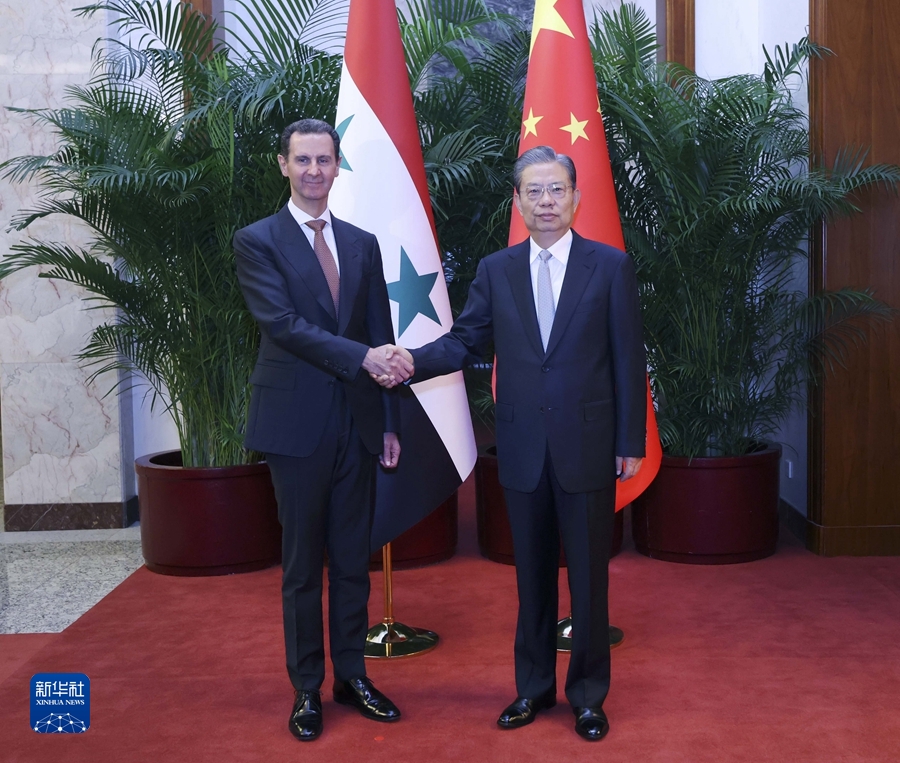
[342,369,349,375]
[542,366,550,372]
[539,407,544,413]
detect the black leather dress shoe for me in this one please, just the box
[288,690,323,741]
[573,706,609,741]
[496,689,557,729]
[333,676,401,722]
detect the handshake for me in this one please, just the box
[362,344,414,389]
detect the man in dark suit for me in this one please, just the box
[382,146,645,741]
[234,119,413,742]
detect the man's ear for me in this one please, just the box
[513,189,524,216]
[277,154,288,177]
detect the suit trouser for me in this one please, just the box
[503,448,615,708]
[265,389,375,691]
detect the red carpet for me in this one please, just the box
[0,635,55,685]
[2,477,900,762]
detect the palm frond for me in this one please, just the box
[225,0,349,64]
[400,0,515,91]
[2,0,349,466]
[595,2,898,456]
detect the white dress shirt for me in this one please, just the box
[528,228,572,315]
[286,199,341,275]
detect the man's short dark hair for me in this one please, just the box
[513,146,577,191]
[280,119,341,161]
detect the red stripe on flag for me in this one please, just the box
[343,0,437,240]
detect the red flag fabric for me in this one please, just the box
[512,0,662,509]
[341,0,438,242]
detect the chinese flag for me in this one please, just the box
[511,0,661,509]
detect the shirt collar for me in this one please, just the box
[287,199,333,230]
[528,228,573,265]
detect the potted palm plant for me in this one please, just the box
[591,5,898,563]
[0,0,347,574]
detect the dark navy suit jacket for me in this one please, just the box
[234,205,397,458]
[411,230,645,493]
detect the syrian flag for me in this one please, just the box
[330,0,477,550]
[512,0,662,508]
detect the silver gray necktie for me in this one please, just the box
[537,249,555,350]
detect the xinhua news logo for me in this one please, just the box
[30,673,90,733]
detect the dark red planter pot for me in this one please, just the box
[474,446,624,566]
[632,444,781,564]
[369,492,458,570]
[136,451,282,576]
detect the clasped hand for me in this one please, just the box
[362,344,414,388]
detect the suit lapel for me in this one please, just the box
[504,240,544,358]
[545,231,596,357]
[332,216,361,336]
[272,205,337,325]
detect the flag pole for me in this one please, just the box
[336,0,474,663]
[364,543,439,659]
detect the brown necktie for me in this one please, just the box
[305,219,340,316]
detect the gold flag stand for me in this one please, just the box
[557,614,625,652]
[364,543,439,659]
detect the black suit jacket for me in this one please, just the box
[234,205,398,458]
[411,231,645,493]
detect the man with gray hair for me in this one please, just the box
[378,145,646,741]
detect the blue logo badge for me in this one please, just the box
[30,673,90,733]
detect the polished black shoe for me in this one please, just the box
[573,706,609,741]
[496,689,557,729]
[333,676,401,722]
[288,689,323,741]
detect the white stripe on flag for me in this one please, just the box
[331,66,476,481]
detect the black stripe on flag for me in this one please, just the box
[372,385,463,552]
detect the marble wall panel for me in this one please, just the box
[1,363,121,504]
[588,0,656,25]
[0,1,96,74]
[0,269,112,365]
[695,0,808,83]
[695,0,760,80]
[0,0,128,515]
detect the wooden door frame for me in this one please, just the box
[657,0,695,69]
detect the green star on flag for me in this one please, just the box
[335,115,354,171]
[387,248,440,336]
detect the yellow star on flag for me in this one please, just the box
[560,112,589,144]
[529,0,574,55]
[522,108,543,138]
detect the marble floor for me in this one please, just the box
[0,527,144,634]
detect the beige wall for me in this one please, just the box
[0,1,127,514]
